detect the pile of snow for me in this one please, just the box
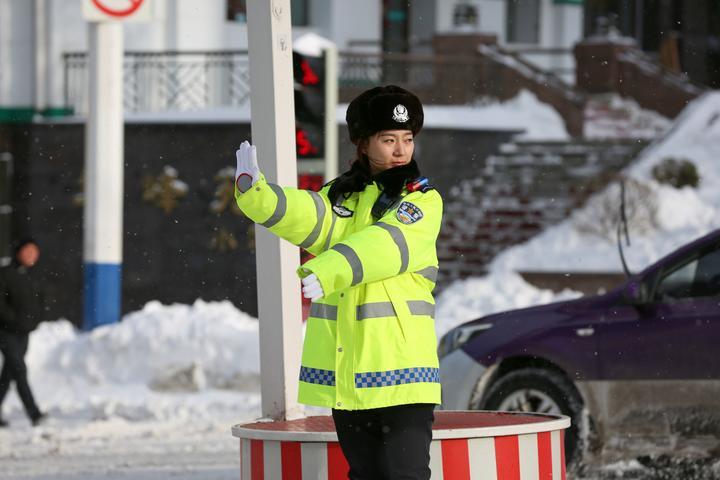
[5,300,262,424]
[421,90,570,140]
[492,91,720,273]
[584,94,672,140]
[294,32,336,57]
[434,271,581,338]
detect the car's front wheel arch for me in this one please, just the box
[471,358,590,467]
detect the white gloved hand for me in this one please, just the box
[235,140,261,193]
[301,274,324,301]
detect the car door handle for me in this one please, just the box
[576,327,595,337]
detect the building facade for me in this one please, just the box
[0,0,584,118]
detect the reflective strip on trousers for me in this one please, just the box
[260,184,287,228]
[374,221,409,274]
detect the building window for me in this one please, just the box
[453,2,479,28]
[291,0,310,26]
[227,0,310,26]
[227,0,247,22]
[507,0,540,44]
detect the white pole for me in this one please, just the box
[246,0,303,421]
[324,45,338,182]
[34,0,47,113]
[83,21,124,330]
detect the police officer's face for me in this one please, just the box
[363,130,414,175]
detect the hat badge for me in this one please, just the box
[392,104,409,123]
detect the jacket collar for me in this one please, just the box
[373,159,420,198]
[328,157,421,205]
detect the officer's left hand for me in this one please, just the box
[301,274,324,301]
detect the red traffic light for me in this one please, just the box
[296,127,319,157]
[300,59,320,86]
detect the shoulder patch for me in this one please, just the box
[332,205,354,217]
[396,201,424,224]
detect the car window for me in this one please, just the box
[656,246,720,300]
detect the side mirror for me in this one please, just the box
[622,280,648,305]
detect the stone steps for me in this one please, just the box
[437,139,646,287]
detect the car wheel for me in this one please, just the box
[479,367,584,464]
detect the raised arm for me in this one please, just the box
[233,141,333,255]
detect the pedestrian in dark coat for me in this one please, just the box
[0,239,46,426]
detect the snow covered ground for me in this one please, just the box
[1,301,260,479]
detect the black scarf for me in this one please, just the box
[328,158,421,205]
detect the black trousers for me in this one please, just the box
[0,331,41,421]
[332,403,435,480]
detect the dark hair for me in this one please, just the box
[328,155,421,206]
[327,155,373,206]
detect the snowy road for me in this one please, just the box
[3,414,719,479]
[2,417,241,480]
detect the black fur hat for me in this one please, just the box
[345,85,424,144]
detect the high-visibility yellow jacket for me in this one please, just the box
[235,173,442,410]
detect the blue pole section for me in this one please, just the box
[83,263,122,329]
[83,22,124,331]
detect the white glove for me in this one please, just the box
[235,140,261,193]
[301,274,324,301]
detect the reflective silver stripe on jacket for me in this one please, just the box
[323,210,338,251]
[309,303,337,320]
[300,191,326,249]
[331,243,363,286]
[415,266,438,283]
[374,221,409,274]
[356,302,396,320]
[407,300,435,317]
[260,184,287,228]
[356,300,436,320]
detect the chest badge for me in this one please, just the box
[332,205,354,217]
[396,201,423,224]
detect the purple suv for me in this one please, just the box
[438,228,720,464]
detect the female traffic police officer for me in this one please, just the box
[234,85,442,479]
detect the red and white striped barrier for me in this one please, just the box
[233,411,569,480]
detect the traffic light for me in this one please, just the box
[293,50,325,159]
